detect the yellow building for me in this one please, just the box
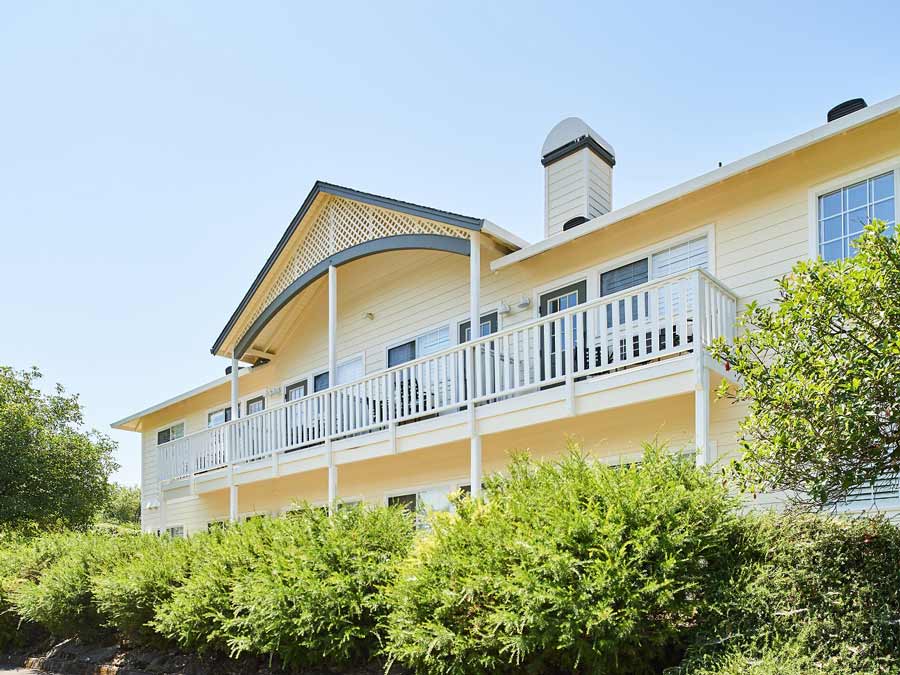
[113,96,900,535]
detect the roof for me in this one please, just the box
[494,93,900,271]
[110,366,254,431]
[541,117,616,167]
[210,181,527,356]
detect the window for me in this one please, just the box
[539,280,586,317]
[388,326,451,366]
[207,407,232,428]
[458,312,499,342]
[388,486,460,528]
[207,520,227,532]
[651,236,709,277]
[156,422,185,446]
[313,356,364,391]
[601,260,649,329]
[818,171,895,262]
[539,281,587,379]
[285,380,308,402]
[246,395,265,415]
[164,525,185,538]
[387,493,417,511]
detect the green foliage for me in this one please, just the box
[91,533,192,644]
[153,505,415,668]
[709,221,900,506]
[679,514,900,675]
[223,504,415,668]
[10,530,140,640]
[384,443,740,675]
[0,366,119,529]
[95,484,142,527]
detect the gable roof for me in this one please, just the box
[493,93,900,270]
[210,181,527,356]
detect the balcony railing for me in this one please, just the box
[158,269,737,482]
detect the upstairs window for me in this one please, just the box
[313,356,365,391]
[156,422,184,446]
[246,395,266,415]
[207,407,232,428]
[285,380,308,402]
[459,312,499,342]
[818,171,895,262]
[388,326,451,367]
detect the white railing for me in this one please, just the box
[158,269,737,482]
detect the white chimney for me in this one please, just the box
[541,117,615,238]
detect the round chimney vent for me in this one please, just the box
[541,117,615,167]
[827,98,867,123]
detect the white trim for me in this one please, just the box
[385,321,453,363]
[806,155,900,259]
[481,219,529,250]
[112,364,260,430]
[494,94,900,271]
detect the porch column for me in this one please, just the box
[230,353,239,421]
[693,270,710,467]
[327,265,338,510]
[468,231,482,499]
[229,485,239,522]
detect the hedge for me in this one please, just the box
[0,444,897,675]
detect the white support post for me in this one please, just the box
[230,353,240,422]
[693,270,710,467]
[327,265,338,511]
[694,365,710,466]
[229,485,239,522]
[468,232,482,499]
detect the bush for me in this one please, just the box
[384,443,740,675]
[224,504,415,668]
[679,514,900,675]
[91,533,192,645]
[153,505,415,668]
[10,530,139,640]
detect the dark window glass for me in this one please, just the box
[539,280,586,316]
[313,372,330,392]
[388,493,417,512]
[388,340,416,367]
[157,428,170,445]
[600,259,649,296]
[207,407,232,427]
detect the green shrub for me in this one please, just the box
[11,530,139,639]
[384,443,740,675]
[153,505,415,667]
[152,517,277,653]
[679,514,900,675]
[223,504,414,668]
[0,530,36,648]
[91,533,192,645]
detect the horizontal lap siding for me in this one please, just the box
[137,112,900,530]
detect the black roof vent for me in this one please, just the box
[827,98,867,122]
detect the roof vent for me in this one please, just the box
[827,98,867,122]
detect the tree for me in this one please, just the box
[0,366,119,529]
[709,221,900,507]
[96,483,141,526]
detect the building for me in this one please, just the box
[113,95,900,535]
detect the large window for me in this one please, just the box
[818,171,895,262]
[156,422,184,445]
[313,356,364,391]
[387,326,451,367]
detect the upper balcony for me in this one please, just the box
[158,268,737,487]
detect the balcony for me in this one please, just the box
[158,269,737,484]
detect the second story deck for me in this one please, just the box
[158,268,736,489]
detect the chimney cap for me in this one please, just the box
[827,98,867,122]
[541,117,615,168]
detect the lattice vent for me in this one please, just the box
[233,195,470,347]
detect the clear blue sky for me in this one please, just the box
[2,1,898,486]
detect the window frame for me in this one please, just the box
[385,323,455,367]
[206,405,232,428]
[245,394,266,416]
[155,420,186,446]
[163,524,186,538]
[807,157,900,261]
[311,352,366,391]
[458,311,500,343]
[283,378,309,402]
